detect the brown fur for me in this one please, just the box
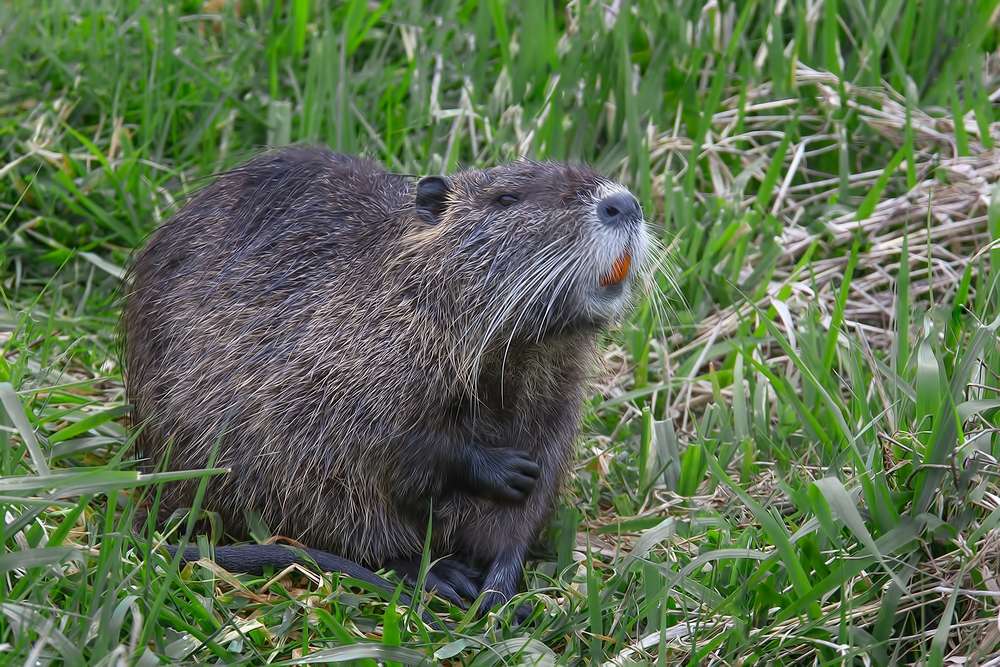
[121,146,649,615]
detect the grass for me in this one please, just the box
[3,0,1000,663]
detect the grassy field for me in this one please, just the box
[3,0,1000,664]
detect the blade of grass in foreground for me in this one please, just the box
[586,536,604,664]
[913,314,1000,517]
[744,297,859,458]
[928,564,966,667]
[0,382,50,477]
[821,242,858,371]
[704,452,822,620]
[810,477,908,593]
[277,645,430,666]
[0,602,85,666]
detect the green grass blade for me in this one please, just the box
[0,382,50,477]
[705,452,821,619]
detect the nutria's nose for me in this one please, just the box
[596,192,642,228]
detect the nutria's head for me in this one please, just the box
[396,160,650,369]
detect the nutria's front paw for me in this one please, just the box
[479,448,540,503]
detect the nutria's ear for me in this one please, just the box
[415,175,451,225]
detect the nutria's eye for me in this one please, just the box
[497,194,518,207]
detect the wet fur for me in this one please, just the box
[121,146,648,618]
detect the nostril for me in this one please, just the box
[597,192,641,227]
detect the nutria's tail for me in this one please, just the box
[162,544,444,629]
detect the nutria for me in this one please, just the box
[121,146,649,623]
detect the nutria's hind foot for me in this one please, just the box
[514,601,532,624]
[161,544,446,629]
[389,556,483,607]
[479,591,533,625]
[476,545,533,622]
[458,445,540,504]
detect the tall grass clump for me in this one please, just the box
[2,0,1000,664]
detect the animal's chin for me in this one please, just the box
[517,289,626,341]
[590,287,631,323]
[558,282,632,335]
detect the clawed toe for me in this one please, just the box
[433,559,482,601]
[513,601,532,624]
[422,576,464,606]
[388,556,482,606]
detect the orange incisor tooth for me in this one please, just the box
[600,250,631,287]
